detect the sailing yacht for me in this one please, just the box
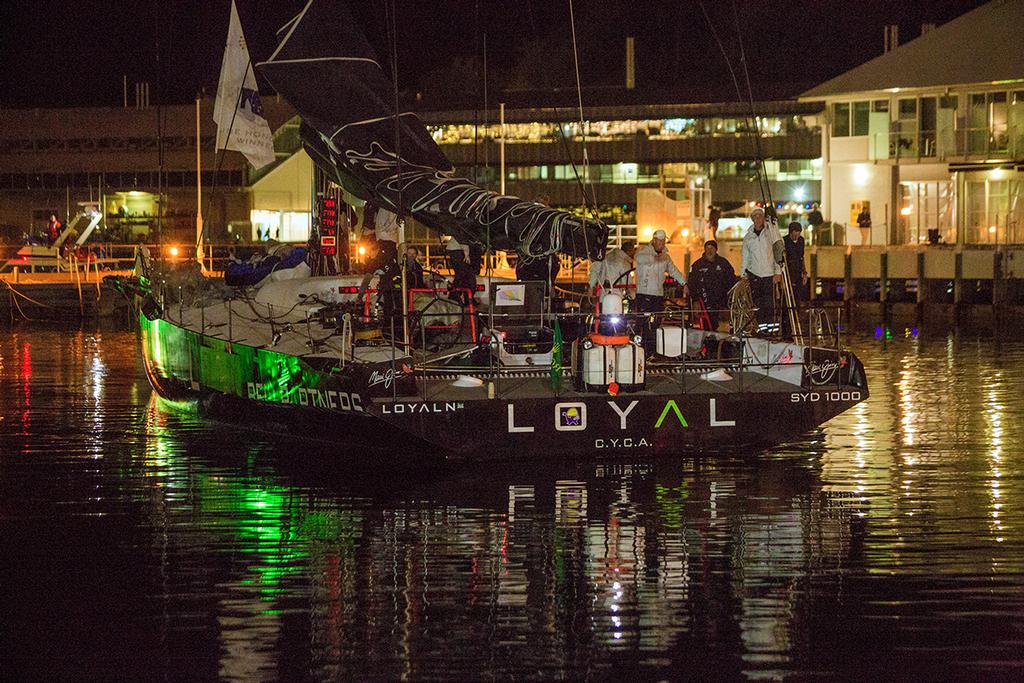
[113,0,868,459]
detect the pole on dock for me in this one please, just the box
[499,103,506,195]
[195,95,205,270]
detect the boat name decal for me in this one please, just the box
[382,401,464,414]
[246,382,364,412]
[791,390,861,403]
[507,398,734,434]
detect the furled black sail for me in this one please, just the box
[257,0,607,261]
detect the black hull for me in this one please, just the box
[144,353,864,460]
[139,312,867,461]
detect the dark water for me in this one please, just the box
[2,325,1023,681]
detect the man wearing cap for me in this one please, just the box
[635,229,687,313]
[784,221,807,305]
[687,239,736,330]
[741,207,783,334]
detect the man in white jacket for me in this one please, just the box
[633,229,687,352]
[740,207,783,333]
[634,230,687,314]
[588,240,635,297]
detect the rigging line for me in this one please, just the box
[696,0,766,203]
[730,0,774,208]
[388,0,411,357]
[729,0,800,342]
[472,0,480,185]
[566,0,600,226]
[483,31,490,188]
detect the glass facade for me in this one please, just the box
[832,88,1023,160]
[964,175,1024,245]
[428,115,810,145]
[898,181,956,245]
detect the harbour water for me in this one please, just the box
[2,324,1023,680]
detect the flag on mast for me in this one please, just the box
[214,0,275,169]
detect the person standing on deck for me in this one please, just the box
[445,235,476,304]
[635,229,687,353]
[783,222,807,305]
[588,240,635,297]
[741,207,782,335]
[404,245,425,290]
[687,239,736,330]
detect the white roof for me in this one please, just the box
[801,0,1024,99]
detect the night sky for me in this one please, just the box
[0,0,989,110]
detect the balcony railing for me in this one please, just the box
[868,126,1022,161]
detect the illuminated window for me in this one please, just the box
[833,103,851,137]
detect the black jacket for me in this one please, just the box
[688,255,736,310]
[784,235,805,276]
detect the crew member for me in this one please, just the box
[588,240,635,296]
[741,207,782,335]
[445,235,475,304]
[404,245,425,290]
[687,239,736,330]
[635,229,687,352]
[783,222,806,305]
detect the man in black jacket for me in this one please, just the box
[783,222,806,305]
[687,240,736,330]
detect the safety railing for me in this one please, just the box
[371,298,851,402]
[868,126,1021,161]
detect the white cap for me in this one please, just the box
[652,229,667,240]
[750,206,765,217]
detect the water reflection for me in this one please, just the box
[2,328,1024,679]
[125,402,870,679]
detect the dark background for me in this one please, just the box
[0,0,988,109]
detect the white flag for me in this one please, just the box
[213,0,275,169]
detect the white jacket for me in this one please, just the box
[634,243,686,297]
[588,248,634,292]
[741,224,782,278]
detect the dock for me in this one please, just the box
[4,243,1024,326]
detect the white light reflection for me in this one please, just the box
[985,382,1006,543]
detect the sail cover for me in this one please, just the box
[257,0,607,261]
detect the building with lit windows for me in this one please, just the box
[1,97,824,247]
[248,100,824,244]
[0,97,296,245]
[800,0,1024,247]
[419,101,823,223]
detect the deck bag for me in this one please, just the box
[656,325,686,358]
[614,343,645,390]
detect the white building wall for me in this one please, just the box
[828,162,893,246]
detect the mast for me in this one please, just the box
[388,0,410,355]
